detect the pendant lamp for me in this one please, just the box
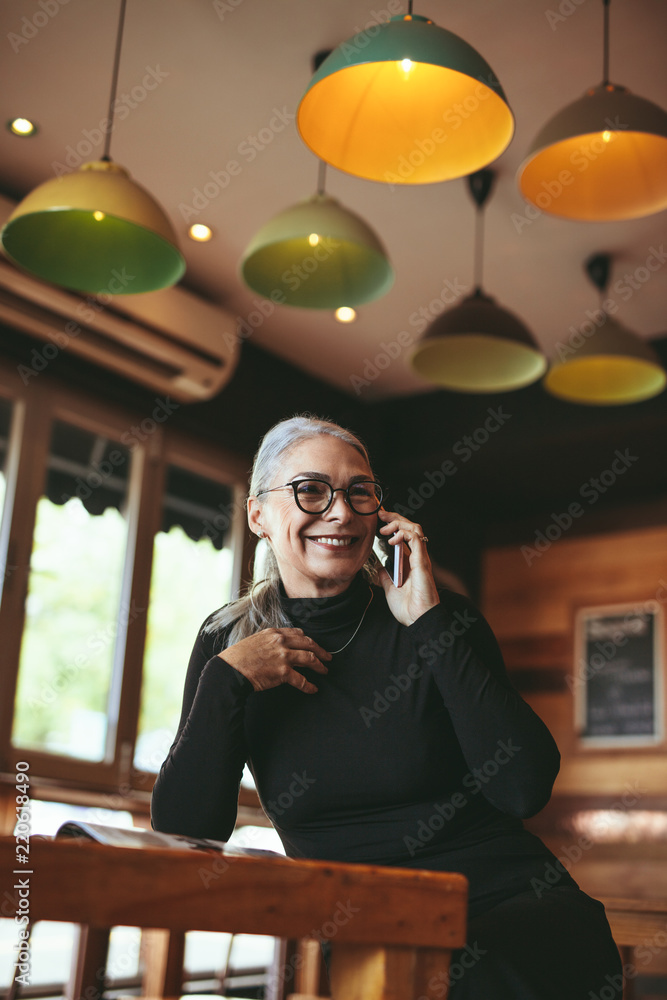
[1,0,185,294]
[544,254,666,405]
[297,5,514,185]
[240,162,394,309]
[518,0,667,221]
[409,171,547,392]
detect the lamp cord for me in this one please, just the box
[317,159,327,196]
[474,205,484,293]
[103,0,128,160]
[602,0,611,86]
[408,0,413,13]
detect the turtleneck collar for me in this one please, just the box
[279,573,373,633]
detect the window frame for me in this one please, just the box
[0,356,255,804]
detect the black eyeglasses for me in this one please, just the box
[256,478,383,515]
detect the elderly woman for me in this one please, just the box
[151,415,621,998]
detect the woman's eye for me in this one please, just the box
[349,483,374,497]
[296,481,326,495]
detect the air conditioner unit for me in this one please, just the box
[0,196,239,403]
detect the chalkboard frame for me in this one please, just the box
[573,601,664,749]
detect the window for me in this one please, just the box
[13,421,133,761]
[135,464,237,772]
[0,361,250,797]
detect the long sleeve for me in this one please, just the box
[150,618,254,840]
[408,592,560,819]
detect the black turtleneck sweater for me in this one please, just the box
[151,575,575,917]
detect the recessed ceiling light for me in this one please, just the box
[8,118,37,137]
[188,223,213,242]
[335,306,357,323]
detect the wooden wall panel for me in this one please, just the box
[482,525,667,798]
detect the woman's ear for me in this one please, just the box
[247,495,265,539]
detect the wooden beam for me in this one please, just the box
[1,838,466,950]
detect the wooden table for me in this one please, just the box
[1,837,468,1000]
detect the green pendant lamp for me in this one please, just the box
[297,4,514,185]
[1,0,185,294]
[241,161,394,309]
[409,170,547,392]
[544,254,666,405]
[518,0,667,221]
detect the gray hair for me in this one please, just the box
[206,414,377,643]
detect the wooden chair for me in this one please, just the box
[0,836,467,1000]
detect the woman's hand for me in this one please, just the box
[220,628,332,694]
[376,509,440,626]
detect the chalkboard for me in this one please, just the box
[575,603,663,747]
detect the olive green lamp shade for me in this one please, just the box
[241,194,394,309]
[297,15,514,185]
[1,160,186,294]
[409,290,547,393]
[544,315,666,405]
[518,85,667,221]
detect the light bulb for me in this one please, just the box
[602,130,611,143]
[400,58,413,73]
[8,118,36,136]
[335,306,357,323]
[308,233,320,247]
[188,223,213,242]
[93,211,105,221]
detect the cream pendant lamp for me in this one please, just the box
[409,170,547,392]
[518,0,667,221]
[544,254,666,405]
[297,3,514,185]
[1,0,185,294]
[241,161,394,309]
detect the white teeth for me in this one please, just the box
[312,536,352,546]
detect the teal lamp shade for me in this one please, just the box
[543,315,666,405]
[518,84,667,221]
[241,194,394,308]
[1,159,185,294]
[409,289,547,392]
[297,14,514,184]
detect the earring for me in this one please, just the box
[257,530,265,538]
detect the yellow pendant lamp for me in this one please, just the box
[409,170,547,392]
[1,0,185,294]
[518,0,667,221]
[544,254,666,405]
[297,7,514,185]
[241,162,394,309]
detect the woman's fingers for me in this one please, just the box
[285,668,320,695]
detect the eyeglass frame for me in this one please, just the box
[254,478,384,515]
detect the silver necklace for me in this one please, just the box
[328,587,374,655]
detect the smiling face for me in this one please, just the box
[247,434,377,598]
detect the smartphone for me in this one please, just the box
[392,537,405,588]
[376,510,404,588]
